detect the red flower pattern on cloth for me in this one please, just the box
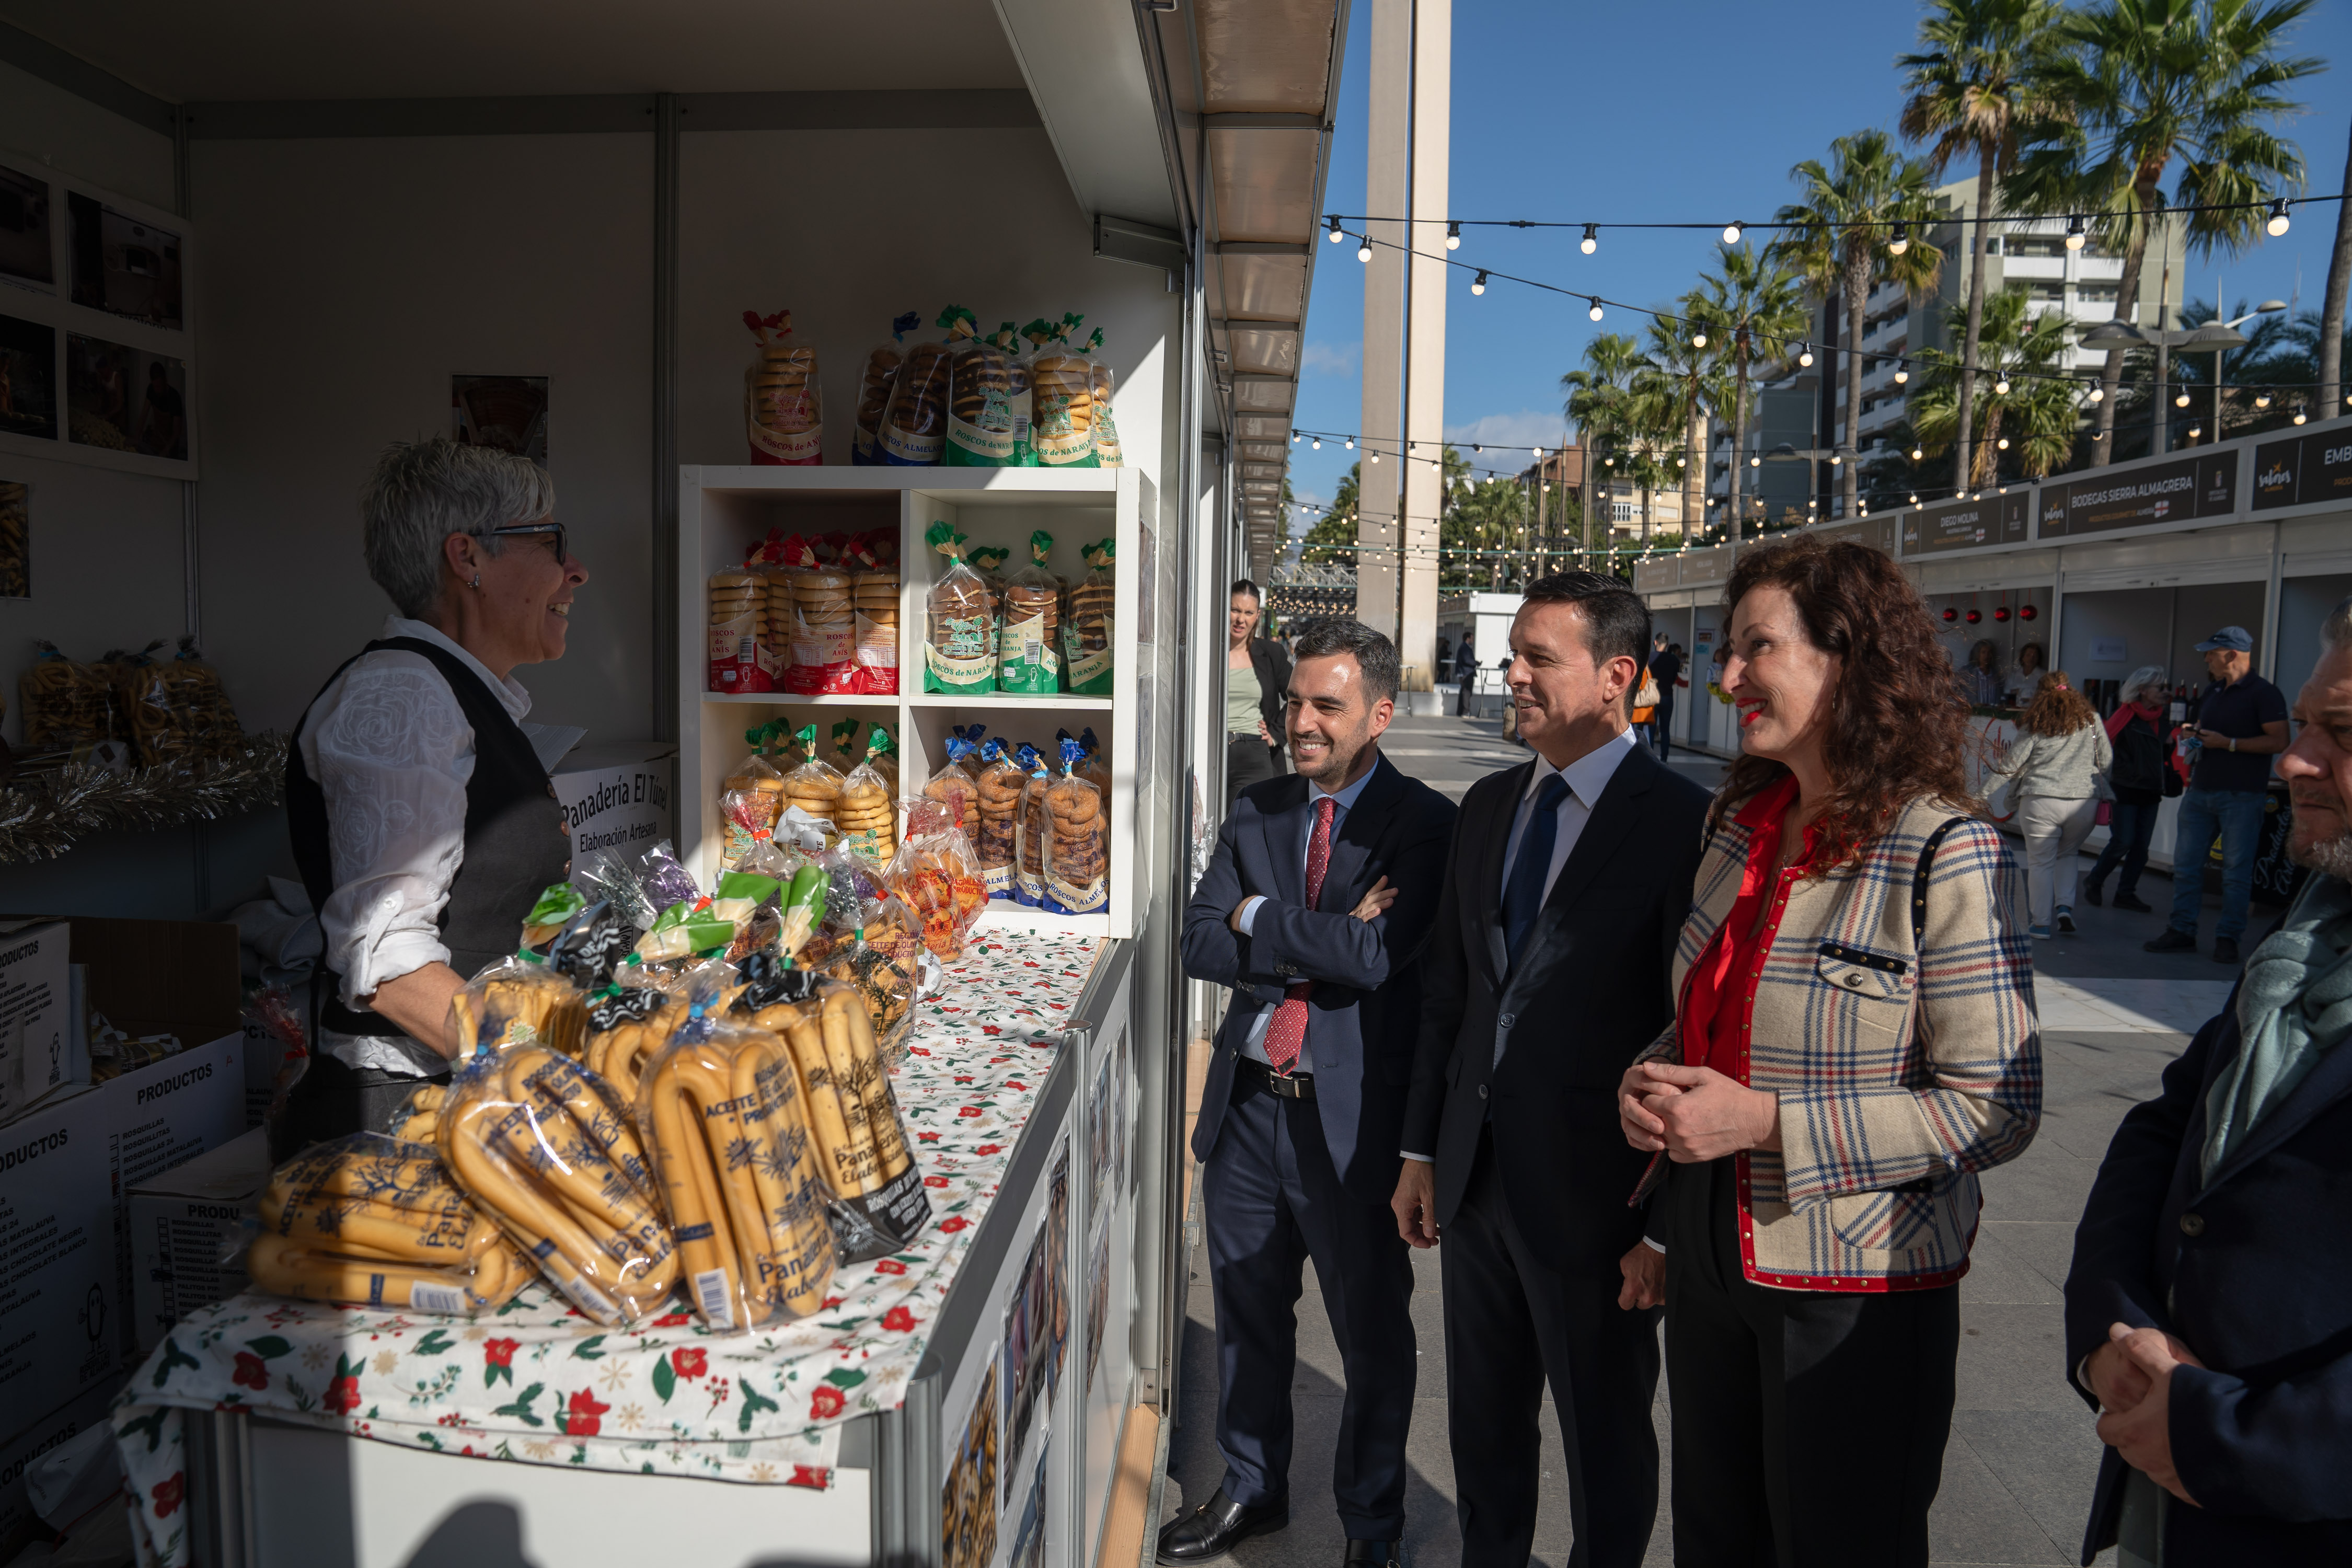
[873,1259,907,1275]
[939,1216,970,1232]
[810,1385,846,1419]
[484,1338,520,1368]
[563,1390,610,1437]
[672,1347,708,1378]
[152,1474,185,1518]
[231,1353,269,1391]
[324,1376,361,1415]
[883,1307,917,1332]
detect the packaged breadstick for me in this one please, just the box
[448,953,590,1058]
[440,1044,678,1323]
[247,1133,529,1313]
[997,530,1062,694]
[1013,743,1054,906]
[923,522,998,693]
[708,563,768,693]
[852,310,920,466]
[1030,313,1098,469]
[582,984,682,1109]
[743,308,823,465]
[1086,330,1123,467]
[166,635,244,754]
[20,641,112,751]
[543,900,645,994]
[945,312,1023,467]
[1044,737,1111,914]
[972,738,1025,898]
[877,316,950,467]
[1064,538,1116,695]
[780,722,845,838]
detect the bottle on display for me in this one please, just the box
[851,310,920,466]
[743,308,823,466]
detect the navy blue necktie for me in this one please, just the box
[1502,775,1570,972]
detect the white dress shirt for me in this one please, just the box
[1232,760,1382,1065]
[296,615,534,1075]
[1401,727,1639,1163]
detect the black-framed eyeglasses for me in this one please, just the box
[486,521,568,563]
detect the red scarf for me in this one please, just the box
[1680,774,1821,1079]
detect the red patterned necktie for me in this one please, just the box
[1262,796,1336,1075]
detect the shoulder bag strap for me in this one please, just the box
[1910,816,1969,952]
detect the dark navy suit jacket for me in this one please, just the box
[1181,752,1456,1206]
[2064,978,2352,1565]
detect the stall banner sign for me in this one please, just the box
[2038,452,2237,539]
[551,748,675,874]
[2251,430,2352,512]
[1808,515,1899,556]
[113,930,1104,1568]
[1900,491,2031,556]
[1631,556,1676,591]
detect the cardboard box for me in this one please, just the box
[553,740,676,877]
[127,1127,270,1356]
[0,919,76,1125]
[0,1385,116,1561]
[0,1030,245,1430]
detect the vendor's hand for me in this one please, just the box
[2194,728,2230,750]
[1350,876,1397,924]
[1391,1160,1439,1248]
[1257,718,1274,746]
[1618,1060,1675,1152]
[2085,1327,2204,1414]
[2095,1324,2204,1506]
[362,962,468,1060]
[1617,1241,1664,1310]
[1633,1062,1781,1162]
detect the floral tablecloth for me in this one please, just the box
[113,928,1104,1568]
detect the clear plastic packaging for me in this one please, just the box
[1043,738,1111,914]
[1078,725,1112,795]
[997,530,1062,694]
[1013,317,1056,466]
[923,522,997,693]
[1013,744,1053,906]
[448,954,590,1058]
[719,755,786,873]
[165,635,244,754]
[780,723,845,837]
[578,846,660,932]
[520,882,588,950]
[1087,331,1123,468]
[864,723,902,798]
[849,531,901,695]
[923,733,983,839]
[708,563,767,694]
[943,310,1022,468]
[637,998,837,1329]
[814,916,925,1057]
[877,320,950,467]
[1065,538,1115,696]
[111,640,183,766]
[771,533,856,695]
[20,641,112,752]
[583,984,687,1107]
[836,747,896,863]
[1030,313,1098,469]
[972,739,1026,899]
[440,1044,678,1323]
[888,799,988,960]
[248,1133,531,1313]
[743,308,823,466]
[964,545,1010,627]
[851,310,920,466]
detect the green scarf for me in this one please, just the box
[2203,871,2352,1182]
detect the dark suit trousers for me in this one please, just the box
[1663,1155,1958,1568]
[1443,1129,1661,1568]
[1203,1073,1416,1537]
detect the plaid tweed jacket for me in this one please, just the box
[1635,792,2042,1290]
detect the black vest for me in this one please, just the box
[287,636,570,1037]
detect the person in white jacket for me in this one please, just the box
[1993,671,2112,938]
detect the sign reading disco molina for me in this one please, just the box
[1900,490,2030,555]
[2037,451,2237,539]
[2252,429,2352,512]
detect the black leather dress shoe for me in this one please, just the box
[1156,1489,1289,1564]
[1343,1540,1401,1568]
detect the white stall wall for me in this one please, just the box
[2275,572,2352,705]
[0,59,175,210]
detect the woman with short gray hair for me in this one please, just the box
[276,435,589,1153]
[2085,665,2175,916]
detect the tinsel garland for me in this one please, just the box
[0,733,287,863]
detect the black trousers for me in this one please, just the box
[1663,1155,1958,1568]
[1443,1129,1661,1568]
[1226,732,1284,805]
[273,1052,448,1161]
[1202,1074,1417,1537]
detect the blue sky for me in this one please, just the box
[1285,0,2352,527]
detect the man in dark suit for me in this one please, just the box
[1393,572,1710,1568]
[1170,619,1457,1568]
[2063,609,2352,1565]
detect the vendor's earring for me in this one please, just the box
[471,572,481,589]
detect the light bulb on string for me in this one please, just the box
[1893,361,1908,385]
[1911,445,1924,460]
[1994,376,2010,395]
[1691,330,1707,348]
[1311,437,1321,449]
[2267,199,2291,237]
[1292,432,1299,444]
[1446,220,1461,250]
[1327,215,1344,243]
[1370,449,1380,462]
[2065,215,2086,251]
[1345,436,1354,449]
[1887,222,1909,256]
[1749,454,1760,467]
[1471,270,1488,295]
[2189,424,2202,440]
[1997,436,2010,450]
[1909,492,1919,503]
[1723,220,1744,245]
[2088,385,2104,403]
[2174,389,2191,408]
[2255,390,2273,410]
[1587,297,1604,321]
[1356,237,1372,263]
[1581,224,1598,255]
[1797,343,1813,367]
[2295,405,2308,425]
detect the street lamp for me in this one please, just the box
[2081,299,2285,453]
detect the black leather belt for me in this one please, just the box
[1236,1055,1316,1101]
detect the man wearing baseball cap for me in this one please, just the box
[2146,626,2289,966]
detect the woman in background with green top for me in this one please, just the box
[1226,580,1290,805]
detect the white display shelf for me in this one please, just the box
[678,465,1139,940]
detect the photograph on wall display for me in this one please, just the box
[941,1356,999,1568]
[0,315,56,441]
[1045,1140,1070,1389]
[0,166,53,287]
[999,1226,1043,1508]
[0,481,27,598]
[65,335,186,459]
[1084,1219,1111,1392]
[1087,1047,1114,1223]
[1113,1029,1130,1194]
[452,374,549,467]
[66,192,180,329]
[1006,1432,1050,1568]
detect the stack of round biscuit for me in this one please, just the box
[855,345,902,436]
[783,763,842,830]
[884,343,951,439]
[794,568,852,653]
[950,342,1017,434]
[1068,572,1113,655]
[711,569,763,643]
[973,757,1024,873]
[1046,778,1107,889]
[1030,354,1094,442]
[854,571,898,648]
[835,773,894,849]
[748,344,820,437]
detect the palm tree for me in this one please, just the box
[1899,0,2071,500]
[1688,244,1809,545]
[2013,0,2318,465]
[1562,333,1646,552]
[1635,313,1730,552]
[2322,118,2352,413]
[1771,130,1947,519]
[1299,462,1360,567]
[1910,287,2080,485]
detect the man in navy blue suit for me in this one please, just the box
[1169,619,1456,1568]
[2065,601,2352,1565]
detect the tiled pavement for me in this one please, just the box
[1158,714,2253,1566]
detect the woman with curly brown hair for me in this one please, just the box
[1993,672,2112,939]
[1616,533,2042,1568]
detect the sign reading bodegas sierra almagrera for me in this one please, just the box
[2037,451,2236,539]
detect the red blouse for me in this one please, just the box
[1679,773,1820,1080]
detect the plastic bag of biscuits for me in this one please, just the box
[111,639,189,766]
[1086,329,1123,468]
[923,522,998,693]
[965,544,1010,623]
[779,723,845,840]
[887,800,988,960]
[877,315,950,467]
[924,731,983,839]
[20,640,113,752]
[863,723,901,797]
[849,530,901,694]
[166,635,244,754]
[836,744,896,864]
[942,308,1021,467]
[1065,538,1115,695]
[1030,312,1099,469]
[1043,738,1111,915]
[852,310,920,466]
[1013,317,1057,466]
[972,737,1027,899]
[719,734,787,871]
[1078,725,1112,795]
[780,534,857,695]
[997,529,1062,694]
[448,952,590,1058]
[708,562,769,693]
[743,308,823,466]
[1011,742,1054,907]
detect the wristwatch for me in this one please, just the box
[2230,737,2239,752]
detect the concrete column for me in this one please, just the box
[1355,0,1410,638]
[1399,0,1449,691]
